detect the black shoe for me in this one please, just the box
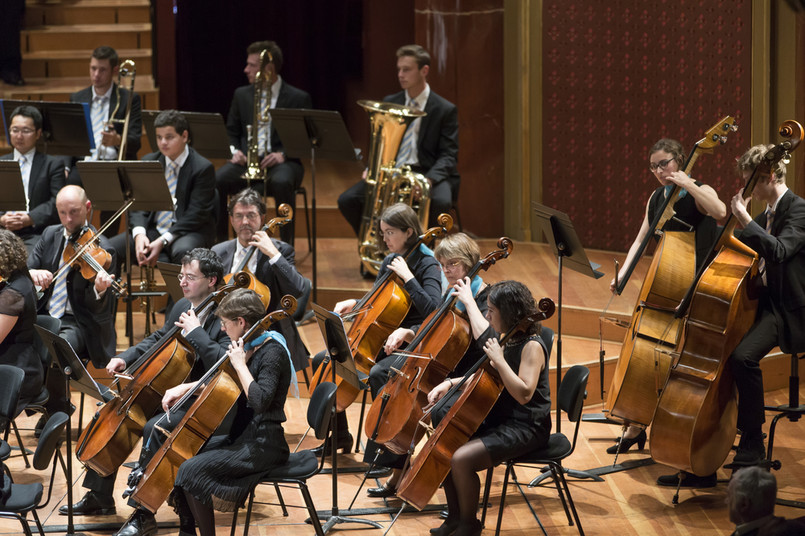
[454,518,482,536]
[309,433,353,457]
[733,434,766,466]
[367,484,397,498]
[114,509,157,536]
[656,471,717,488]
[59,491,116,515]
[366,465,392,479]
[606,430,647,454]
[1,72,25,86]
[430,519,459,536]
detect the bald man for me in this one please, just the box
[28,185,118,415]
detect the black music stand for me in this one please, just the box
[0,161,28,212]
[271,109,361,304]
[312,303,381,532]
[0,99,93,156]
[142,110,231,159]
[77,160,172,345]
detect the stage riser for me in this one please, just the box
[23,25,152,53]
[22,52,153,79]
[25,2,150,26]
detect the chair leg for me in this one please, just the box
[229,505,239,536]
[242,489,256,536]
[511,467,548,536]
[495,463,513,535]
[550,464,573,525]
[301,367,311,390]
[480,467,494,526]
[30,509,45,536]
[10,420,31,468]
[273,483,288,516]
[298,481,325,536]
[554,463,584,536]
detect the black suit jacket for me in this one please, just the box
[384,89,459,186]
[117,296,230,381]
[27,224,117,366]
[740,190,805,353]
[131,147,216,244]
[226,79,313,159]
[0,151,65,234]
[212,237,310,370]
[70,84,142,160]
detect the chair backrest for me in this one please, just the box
[32,412,69,471]
[0,364,24,425]
[306,381,338,441]
[292,277,313,322]
[557,365,590,423]
[539,326,555,360]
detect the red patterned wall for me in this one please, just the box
[542,1,753,252]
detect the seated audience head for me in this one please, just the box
[179,248,224,304]
[153,110,189,161]
[55,185,92,235]
[216,288,265,339]
[0,229,28,279]
[727,466,777,526]
[380,203,422,255]
[434,232,479,286]
[8,105,43,154]
[228,188,267,245]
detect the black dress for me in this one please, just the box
[0,271,42,413]
[172,337,291,512]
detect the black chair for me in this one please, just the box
[0,411,69,536]
[0,365,25,462]
[230,381,337,536]
[481,363,588,536]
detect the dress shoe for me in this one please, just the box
[1,72,25,86]
[429,519,458,536]
[114,508,157,536]
[656,471,717,488]
[59,491,116,515]
[366,465,392,479]
[454,518,482,536]
[732,434,766,465]
[367,484,396,498]
[606,430,647,454]
[309,433,353,457]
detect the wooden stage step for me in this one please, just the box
[22,48,153,79]
[25,0,150,26]
[22,22,152,52]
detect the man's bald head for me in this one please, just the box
[56,185,91,234]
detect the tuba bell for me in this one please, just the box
[242,49,273,185]
[356,100,431,276]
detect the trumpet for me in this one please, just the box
[242,49,273,185]
[100,59,136,161]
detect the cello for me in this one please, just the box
[76,273,251,477]
[129,295,297,513]
[605,117,738,427]
[396,298,555,511]
[651,120,804,477]
[364,238,513,455]
[309,213,453,411]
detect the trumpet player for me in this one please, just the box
[215,40,312,245]
[338,44,460,237]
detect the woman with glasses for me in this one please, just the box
[607,138,726,454]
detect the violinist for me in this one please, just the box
[367,232,489,498]
[426,280,551,536]
[609,138,726,455]
[28,185,116,418]
[212,188,310,373]
[62,249,230,536]
[167,289,294,536]
[310,203,442,456]
[0,229,43,414]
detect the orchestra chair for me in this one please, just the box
[0,365,25,463]
[230,381,337,536]
[0,411,69,536]
[481,361,588,536]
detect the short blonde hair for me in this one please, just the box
[434,233,479,273]
[736,144,787,184]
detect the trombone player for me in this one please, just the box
[215,40,312,245]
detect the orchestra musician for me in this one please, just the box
[367,232,490,498]
[214,40,312,245]
[309,203,442,458]
[166,288,294,536]
[609,138,726,456]
[426,280,551,536]
[61,249,230,536]
[28,185,117,420]
[212,187,311,374]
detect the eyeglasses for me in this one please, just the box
[649,158,676,172]
[439,260,462,270]
[232,212,261,221]
[9,128,36,136]
[177,273,207,283]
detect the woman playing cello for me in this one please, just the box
[426,280,551,536]
[168,288,295,536]
[310,203,442,453]
[608,138,726,454]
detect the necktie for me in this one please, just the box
[759,209,775,285]
[91,95,108,159]
[49,237,68,319]
[396,99,419,165]
[156,161,179,235]
[232,246,245,272]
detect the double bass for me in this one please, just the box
[364,238,513,455]
[129,296,297,513]
[396,298,556,511]
[651,120,804,477]
[605,117,738,427]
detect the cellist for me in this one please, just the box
[608,138,726,455]
[309,203,442,458]
[425,280,551,536]
[62,249,231,536]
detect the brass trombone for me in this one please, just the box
[102,59,136,160]
[242,49,273,185]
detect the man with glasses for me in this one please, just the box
[212,187,311,373]
[0,105,65,251]
[62,248,230,536]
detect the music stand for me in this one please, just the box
[142,110,231,159]
[0,99,93,155]
[156,262,184,302]
[0,161,28,211]
[271,109,361,303]
[312,303,380,532]
[77,160,173,345]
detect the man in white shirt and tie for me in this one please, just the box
[0,105,65,251]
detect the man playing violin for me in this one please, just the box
[62,248,230,536]
[28,185,117,418]
[212,188,310,374]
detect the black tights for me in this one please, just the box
[182,489,216,536]
[441,438,492,531]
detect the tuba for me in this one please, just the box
[357,100,431,276]
[102,59,136,160]
[242,49,273,186]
